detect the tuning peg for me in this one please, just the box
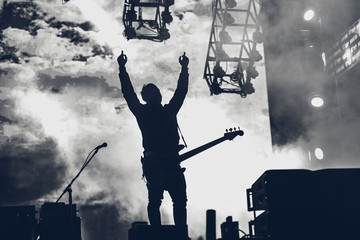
[229,128,233,132]
[226,129,229,132]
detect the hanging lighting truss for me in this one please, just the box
[123,0,174,42]
[204,0,263,97]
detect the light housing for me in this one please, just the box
[219,30,232,44]
[304,9,315,21]
[123,26,137,40]
[252,31,264,43]
[213,64,226,78]
[225,0,237,8]
[314,147,324,160]
[161,9,173,24]
[158,28,170,40]
[246,65,259,79]
[310,96,324,108]
[224,13,235,25]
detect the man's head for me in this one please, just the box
[141,83,162,105]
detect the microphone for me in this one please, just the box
[95,142,107,150]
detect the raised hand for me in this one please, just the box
[179,52,189,68]
[117,50,128,68]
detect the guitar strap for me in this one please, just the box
[177,123,187,148]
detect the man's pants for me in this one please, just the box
[146,172,187,226]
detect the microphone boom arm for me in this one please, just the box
[56,147,101,204]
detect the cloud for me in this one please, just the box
[0,0,113,71]
[173,0,212,16]
[36,73,121,98]
[0,134,67,205]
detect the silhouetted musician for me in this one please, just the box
[117,51,189,227]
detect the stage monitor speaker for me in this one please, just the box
[248,168,360,240]
[313,168,360,208]
[250,207,360,240]
[38,202,81,240]
[0,205,36,240]
[128,222,189,240]
[248,168,360,211]
[248,169,314,210]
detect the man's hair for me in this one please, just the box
[141,83,162,104]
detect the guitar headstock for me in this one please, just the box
[224,127,244,140]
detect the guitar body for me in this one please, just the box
[141,151,184,186]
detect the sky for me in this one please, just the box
[1,0,357,239]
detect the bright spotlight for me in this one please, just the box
[311,96,324,108]
[314,147,324,160]
[304,9,315,21]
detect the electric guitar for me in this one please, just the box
[141,128,244,185]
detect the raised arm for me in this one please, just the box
[117,51,142,114]
[168,52,189,113]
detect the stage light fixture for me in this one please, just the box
[246,65,259,79]
[225,0,237,8]
[304,9,315,21]
[211,82,223,95]
[243,82,255,95]
[224,13,235,25]
[219,30,232,44]
[158,27,170,40]
[230,68,243,83]
[252,31,264,43]
[314,147,324,160]
[161,9,173,24]
[250,49,263,62]
[216,48,230,60]
[213,62,226,78]
[123,26,136,40]
[310,96,324,108]
[126,9,137,21]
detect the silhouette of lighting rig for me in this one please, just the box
[326,18,360,76]
[204,0,263,97]
[123,0,174,42]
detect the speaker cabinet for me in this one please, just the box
[0,205,36,240]
[248,168,360,240]
[39,202,81,240]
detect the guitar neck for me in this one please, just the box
[179,136,228,162]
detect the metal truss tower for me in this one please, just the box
[123,0,174,42]
[204,0,263,97]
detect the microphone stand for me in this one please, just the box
[55,147,102,240]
